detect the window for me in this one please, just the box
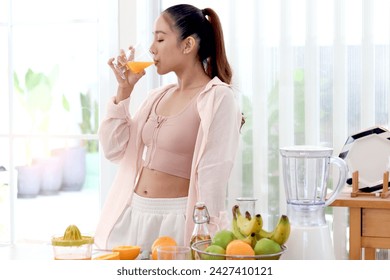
[0,0,117,245]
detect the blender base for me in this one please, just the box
[281,224,335,260]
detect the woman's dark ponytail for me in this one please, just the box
[163,4,232,84]
[201,8,232,84]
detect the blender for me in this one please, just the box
[279,145,348,260]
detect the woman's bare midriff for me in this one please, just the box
[134,167,189,198]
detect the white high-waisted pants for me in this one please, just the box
[107,193,187,251]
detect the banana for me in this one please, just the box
[242,232,257,248]
[233,205,262,237]
[254,214,263,232]
[232,206,247,240]
[238,214,262,237]
[232,205,291,247]
[270,215,291,245]
[257,228,273,239]
[235,206,249,232]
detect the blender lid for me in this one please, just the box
[280,145,333,157]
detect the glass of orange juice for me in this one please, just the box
[114,42,154,79]
[157,246,191,260]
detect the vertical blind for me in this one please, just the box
[231,0,390,259]
[157,0,390,259]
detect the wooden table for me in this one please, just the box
[330,191,390,259]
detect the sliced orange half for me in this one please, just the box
[112,245,141,260]
[93,252,120,260]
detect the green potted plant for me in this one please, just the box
[57,91,98,191]
[79,90,99,153]
[79,91,99,189]
[13,66,62,197]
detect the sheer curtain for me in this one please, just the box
[148,0,390,259]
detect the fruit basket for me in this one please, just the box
[191,240,287,260]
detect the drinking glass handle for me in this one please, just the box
[325,156,348,207]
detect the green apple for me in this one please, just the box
[201,244,226,260]
[211,230,236,249]
[254,238,282,260]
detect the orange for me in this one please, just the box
[151,236,177,260]
[112,245,141,260]
[93,252,120,260]
[225,240,255,260]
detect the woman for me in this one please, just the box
[94,4,242,251]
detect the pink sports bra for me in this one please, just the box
[141,88,200,179]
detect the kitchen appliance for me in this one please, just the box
[279,145,348,259]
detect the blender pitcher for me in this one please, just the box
[279,145,348,260]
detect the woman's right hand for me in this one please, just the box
[107,46,146,100]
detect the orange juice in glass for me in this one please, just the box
[157,246,191,260]
[114,43,154,79]
[126,61,154,74]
